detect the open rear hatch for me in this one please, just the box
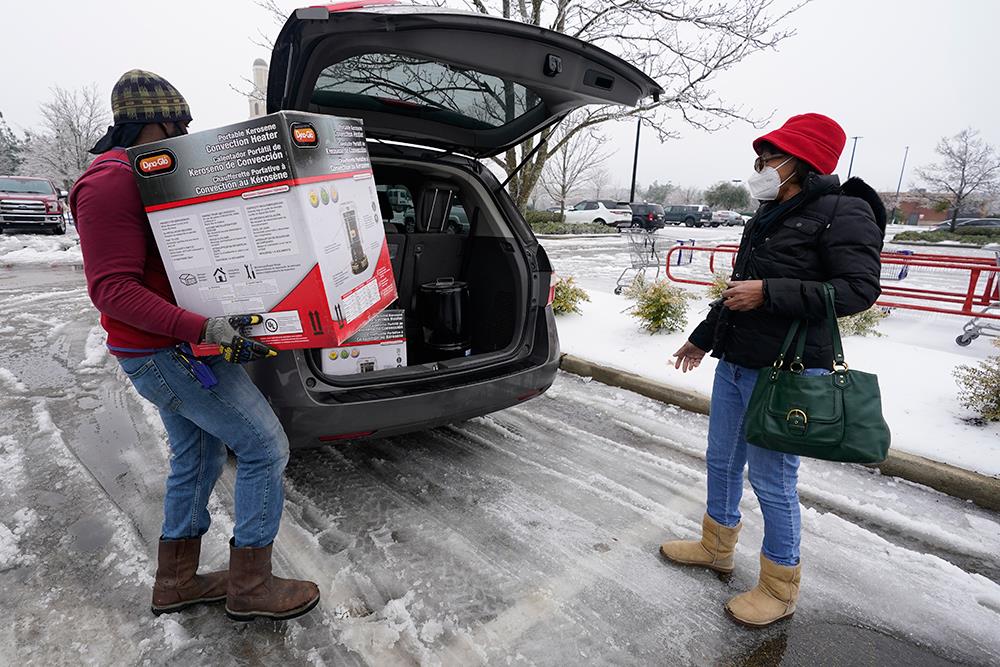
[267,2,661,389]
[268,3,662,157]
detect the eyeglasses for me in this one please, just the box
[754,154,787,173]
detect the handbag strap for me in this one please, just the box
[772,318,802,370]
[823,283,847,371]
[771,283,847,373]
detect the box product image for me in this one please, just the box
[126,111,397,352]
[321,310,406,376]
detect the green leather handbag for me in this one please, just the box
[744,284,891,463]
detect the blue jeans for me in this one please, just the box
[119,349,290,548]
[706,360,827,566]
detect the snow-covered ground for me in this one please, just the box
[0,226,82,267]
[2,231,1000,664]
[545,225,1000,477]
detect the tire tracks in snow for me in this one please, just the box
[541,374,1000,584]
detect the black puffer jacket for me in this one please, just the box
[689,175,885,369]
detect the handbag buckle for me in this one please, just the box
[786,408,808,435]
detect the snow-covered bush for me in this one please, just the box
[530,221,617,235]
[953,340,1000,421]
[551,276,589,315]
[707,273,729,300]
[622,273,648,300]
[838,306,889,337]
[628,279,691,334]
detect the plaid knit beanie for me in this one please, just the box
[111,69,192,124]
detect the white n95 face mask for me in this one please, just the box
[748,157,793,201]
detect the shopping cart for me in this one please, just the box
[881,249,914,281]
[614,229,661,295]
[956,244,1000,346]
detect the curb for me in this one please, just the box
[558,353,1000,512]
[889,240,991,250]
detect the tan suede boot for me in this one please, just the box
[151,537,228,615]
[225,539,320,622]
[659,513,741,574]
[725,553,801,627]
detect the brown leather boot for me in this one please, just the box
[225,539,320,622]
[151,537,228,615]
[659,513,741,574]
[725,553,801,627]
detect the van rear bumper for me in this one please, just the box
[248,308,560,446]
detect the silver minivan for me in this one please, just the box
[248,3,662,445]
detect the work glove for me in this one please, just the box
[201,314,278,363]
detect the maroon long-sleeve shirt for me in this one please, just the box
[70,149,206,357]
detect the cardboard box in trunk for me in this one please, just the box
[321,310,407,376]
[126,111,396,352]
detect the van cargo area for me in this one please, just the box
[302,155,530,388]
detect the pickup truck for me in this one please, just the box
[663,204,712,227]
[0,176,68,234]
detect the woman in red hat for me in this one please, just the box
[659,113,886,627]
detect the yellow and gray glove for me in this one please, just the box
[201,314,277,363]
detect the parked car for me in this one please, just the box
[711,210,743,226]
[0,176,68,235]
[563,199,632,226]
[625,202,666,230]
[385,186,413,212]
[663,204,712,227]
[933,218,1000,231]
[250,3,661,444]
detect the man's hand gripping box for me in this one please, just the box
[126,111,396,352]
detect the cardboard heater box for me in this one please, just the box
[321,310,406,376]
[126,111,397,353]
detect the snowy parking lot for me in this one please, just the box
[1,231,999,665]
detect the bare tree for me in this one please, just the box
[670,185,704,205]
[539,121,609,218]
[455,0,808,211]
[19,85,108,189]
[230,1,288,103]
[589,167,611,199]
[917,128,1000,231]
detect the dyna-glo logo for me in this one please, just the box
[134,149,176,177]
[291,123,318,148]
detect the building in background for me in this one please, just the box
[877,190,983,225]
[249,58,268,118]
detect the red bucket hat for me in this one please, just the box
[752,113,846,175]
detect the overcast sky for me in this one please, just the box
[1,0,997,193]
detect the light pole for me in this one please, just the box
[890,145,909,225]
[629,118,641,203]
[847,136,862,178]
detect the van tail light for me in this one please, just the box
[647,213,654,221]
[546,273,557,307]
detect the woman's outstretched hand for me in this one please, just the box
[672,341,706,373]
[721,280,765,311]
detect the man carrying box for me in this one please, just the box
[71,69,320,622]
